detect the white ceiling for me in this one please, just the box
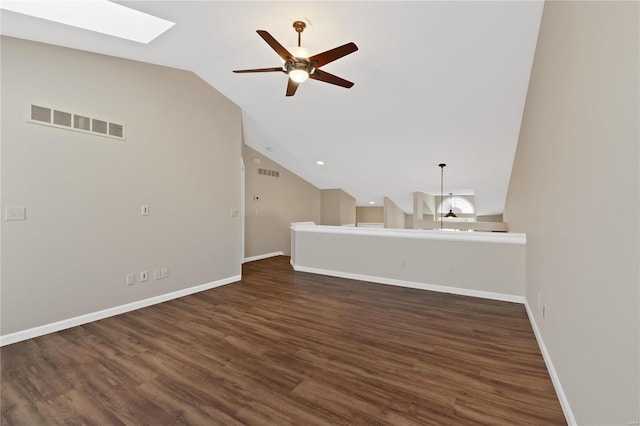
[0,1,544,215]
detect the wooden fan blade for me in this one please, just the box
[310,69,354,89]
[286,78,300,97]
[257,30,295,61]
[308,42,358,68]
[233,67,284,73]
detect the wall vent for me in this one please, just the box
[74,115,90,131]
[29,104,125,141]
[53,110,72,127]
[31,105,52,123]
[258,168,280,178]
[92,119,107,134]
[109,123,124,138]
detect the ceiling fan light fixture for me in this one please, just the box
[289,46,310,59]
[289,69,309,83]
[233,21,358,96]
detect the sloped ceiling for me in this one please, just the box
[0,1,544,215]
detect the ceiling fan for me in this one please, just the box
[233,21,358,97]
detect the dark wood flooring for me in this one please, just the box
[1,256,566,425]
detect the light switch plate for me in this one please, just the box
[5,207,26,221]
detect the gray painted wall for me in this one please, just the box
[339,190,356,226]
[1,37,243,335]
[476,214,503,223]
[321,189,355,226]
[504,2,639,424]
[356,206,384,224]
[292,227,525,298]
[243,144,320,257]
[383,196,406,229]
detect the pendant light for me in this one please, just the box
[445,192,457,218]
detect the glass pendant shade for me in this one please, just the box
[289,46,310,59]
[289,69,309,83]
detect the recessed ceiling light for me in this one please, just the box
[0,0,175,44]
[369,201,375,205]
[316,160,324,165]
[266,146,274,152]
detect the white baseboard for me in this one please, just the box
[524,301,576,426]
[292,265,526,304]
[0,275,241,347]
[243,251,284,263]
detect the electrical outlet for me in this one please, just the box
[140,271,148,282]
[126,273,135,286]
[154,269,162,280]
[161,267,168,279]
[5,207,26,221]
[141,204,150,216]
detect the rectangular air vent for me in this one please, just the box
[92,119,107,134]
[258,168,279,178]
[108,123,123,138]
[31,105,51,123]
[74,115,90,131]
[53,110,72,127]
[29,104,125,141]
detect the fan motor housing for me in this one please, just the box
[284,59,316,76]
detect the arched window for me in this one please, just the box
[437,196,475,215]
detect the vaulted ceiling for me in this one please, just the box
[0,1,544,215]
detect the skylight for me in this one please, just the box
[0,0,175,44]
